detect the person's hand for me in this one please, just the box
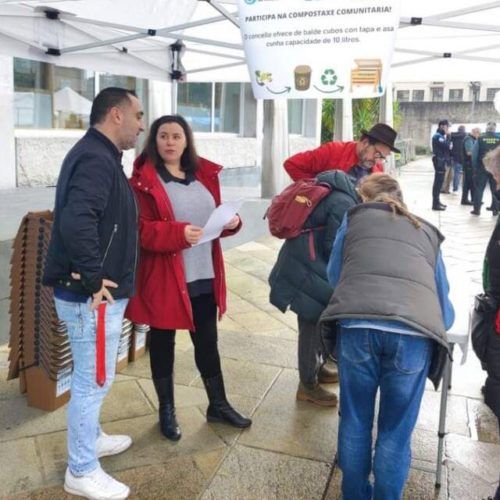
[223,215,240,231]
[184,225,203,245]
[71,273,118,311]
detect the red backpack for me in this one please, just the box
[265,178,332,239]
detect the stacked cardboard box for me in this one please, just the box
[8,211,72,411]
[129,324,149,361]
[8,211,149,411]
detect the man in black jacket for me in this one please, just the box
[450,125,467,193]
[43,87,144,500]
[431,119,452,210]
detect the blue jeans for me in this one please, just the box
[55,297,128,476]
[337,327,432,500]
[452,162,463,192]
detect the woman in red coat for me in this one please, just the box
[126,115,251,441]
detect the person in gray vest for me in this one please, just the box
[320,173,454,500]
[471,122,500,216]
[269,170,359,406]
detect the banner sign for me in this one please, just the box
[237,0,401,99]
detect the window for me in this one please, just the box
[431,87,444,102]
[288,99,304,134]
[214,82,241,133]
[487,88,500,101]
[412,90,425,102]
[14,58,53,128]
[14,58,97,129]
[449,89,463,102]
[178,83,214,132]
[396,90,410,102]
[178,82,256,135]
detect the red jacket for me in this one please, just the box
[125,155,240,331]
[284,141,383,181]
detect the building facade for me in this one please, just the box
[2,56,319,189]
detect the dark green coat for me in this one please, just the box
[268,170,359,323]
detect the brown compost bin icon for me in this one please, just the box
[294,65,312,91]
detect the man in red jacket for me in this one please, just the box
[284,123,400,184]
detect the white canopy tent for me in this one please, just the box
[0,0,499,189]
[54,86,92,114]
[0,0,498,82]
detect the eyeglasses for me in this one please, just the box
[372,146,387,161]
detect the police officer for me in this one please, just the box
[431,119,452,211]
[471,122,500,216]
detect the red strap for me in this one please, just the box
[495,308,500,334]
[96,302,107,386]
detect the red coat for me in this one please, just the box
[125,155,240,331]
[284,141,383,181]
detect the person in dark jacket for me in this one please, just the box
[461,127,481,205]
[320,173,454,500]
[482,146,500,500]
[269,170,359,406]
[450,125,467,193]
[471,122,500,216]
[126,115,251,442]
[431,119,452,210]
[43,87,144,500]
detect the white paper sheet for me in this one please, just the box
[195,199,244,245]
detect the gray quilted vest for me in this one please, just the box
[320,203,448,349]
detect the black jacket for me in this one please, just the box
[43,128,138,299]
[483,191,500,418]
[451,131,466,164]
[269,170,359,323]
[432,129,452,163]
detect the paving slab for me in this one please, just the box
[192,357,281,399]
[202,445,331,500]
[324,461,448,500]
[239,368,339,462]
[35,410,227,485]
[467,399,500,444]
[416,389,469,437]
[0,438,45,497]
[446,460,498,500]
[445,433,500,483]
[217,329,297,369]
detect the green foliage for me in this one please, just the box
[320,96,403,144]
[321,99,335,143]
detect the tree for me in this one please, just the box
[321,98,402,144]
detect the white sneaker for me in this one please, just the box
[96,432,132,458]
[64,466,130,499]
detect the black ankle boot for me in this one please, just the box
[202,373,252,428]
[152,377,181,441]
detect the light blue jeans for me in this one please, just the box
[452,162,463,192]
[337,327,432,500]
[55,297,128,476]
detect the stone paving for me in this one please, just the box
[1,157,499,499]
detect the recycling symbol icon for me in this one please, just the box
[321,69,337,86]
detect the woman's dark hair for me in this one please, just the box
[142,115,198,173]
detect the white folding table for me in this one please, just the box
[434,271,473,489]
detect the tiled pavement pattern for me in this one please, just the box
[1,157,499,499]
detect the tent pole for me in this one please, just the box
[171,80,178,114]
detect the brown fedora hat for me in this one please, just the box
[360,123,400,154]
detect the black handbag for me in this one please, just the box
[470,293,497,364]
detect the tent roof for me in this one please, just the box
[0,0,498,83]
[391,1,500,81]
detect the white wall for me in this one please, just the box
[0,57,16,188]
